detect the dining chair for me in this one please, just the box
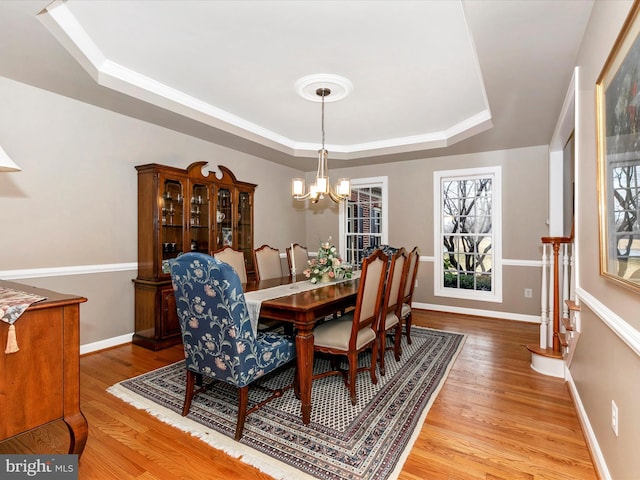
[212,246,247,283]
[377,247,407,376]
[286,243,309,276]
[397,246,420,345]
[253,244,284,282]
[168,252,296,440]
[312,249,388,405]
[362,244,399,266]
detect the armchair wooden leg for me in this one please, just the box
[182,370,196,416]
[235,386,249,440]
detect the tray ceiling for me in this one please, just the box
[0,0,594,170]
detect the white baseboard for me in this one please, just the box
[565,368,611,480]
[80,333,133,355]
[415,302,540,323]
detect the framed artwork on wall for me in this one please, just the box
[596,0,640,292]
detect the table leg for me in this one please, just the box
[294,318,315,424]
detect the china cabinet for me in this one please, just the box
[133,162,256,349]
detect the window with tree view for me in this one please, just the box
[434,167,502,302]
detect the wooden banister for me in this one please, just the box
[540,236,572,354]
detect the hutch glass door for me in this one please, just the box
[189,183,209,253]
[161,179,184,260]
[238,190,253,273]
[215,187,233,251]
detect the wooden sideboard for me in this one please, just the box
[0,280,88,457]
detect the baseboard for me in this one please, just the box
[565,368,611,480]
[80,333,133,355]
[415,302,540,323]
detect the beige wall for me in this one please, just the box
[570,1,640,478]
[0,76,306,345]
[314,145,549,319]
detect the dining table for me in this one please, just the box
[243,274,360,424]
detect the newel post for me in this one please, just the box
[541,237,572,354]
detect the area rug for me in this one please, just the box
[108,327,465,480]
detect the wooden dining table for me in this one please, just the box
[244,275,360,424]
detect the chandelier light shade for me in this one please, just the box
[0,145,21,172]
[292,87,350,204]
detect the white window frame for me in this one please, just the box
[433,166,502,302]
[339,176,389,265]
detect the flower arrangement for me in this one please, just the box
[303,238,353,284]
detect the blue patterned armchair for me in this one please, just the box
[168,252,296,440]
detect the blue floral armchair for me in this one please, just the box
[168,252,296,440]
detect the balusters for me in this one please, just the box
[540,243,549,350]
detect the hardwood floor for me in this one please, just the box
[0,311,597,479]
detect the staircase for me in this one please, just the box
[527,236,580,377]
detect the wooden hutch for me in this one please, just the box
[133,162,256,350]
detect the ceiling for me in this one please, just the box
[0,0,594,171]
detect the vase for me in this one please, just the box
[320,272,333,283]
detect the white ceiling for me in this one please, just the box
[0,0,593,171]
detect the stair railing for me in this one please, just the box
[540,236,574,353]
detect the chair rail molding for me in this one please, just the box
[576,286,640,358]
[0,262,138,280]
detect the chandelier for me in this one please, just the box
[292,87,350,204]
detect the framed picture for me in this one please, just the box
[597,1,640,292]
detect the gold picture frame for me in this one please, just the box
[597,0,640,291]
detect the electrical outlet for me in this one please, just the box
[611,400,619,436]
[524,288,533,298]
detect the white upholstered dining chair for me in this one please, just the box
[286,243,309,275]
[377,247,407,376]
[253,244,284,282]
[397,246,420,345]
[212,246,247,283]
[311,249,388,405]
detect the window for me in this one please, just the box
[339,177,388,267]
[434,167,502,302]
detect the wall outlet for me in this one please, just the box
[611,400,619,436]
[524,288,533,298]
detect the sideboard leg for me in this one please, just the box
[64,412,88,458]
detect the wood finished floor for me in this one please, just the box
[0,311,598,479]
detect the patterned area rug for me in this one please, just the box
[108,327,465,480]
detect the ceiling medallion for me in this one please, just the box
[295,74,353,103]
